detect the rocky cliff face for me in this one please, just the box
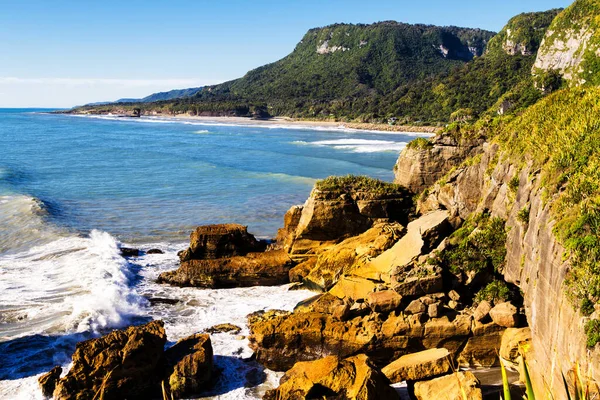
[407,138,600,398]
[533,0,600,85]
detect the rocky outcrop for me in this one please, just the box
[263,354,398,400]
[381,348,451,383]
[413,371,482,400]
[178,223,263,262]
[45,321,215,400]
[165,334,213,399]
[158,250,293,288]
[52,321,168,400]
[393,133,484,194]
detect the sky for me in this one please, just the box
[0,0,571,108]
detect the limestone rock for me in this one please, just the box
[500,327,531,364]
[428,303,441,318]
[413,371,482,400]
[405,299,427,315]
[288,258,315,283]
[157,250,293,288]
[295,293,350,320]
[38,366,62,398]
[165,334,213,398]
[473,300,492,322]
[53,320,167,400]
[382,348,451,383]
[263,354,399,400]
[328,276,377,302]
[179,223,262,262]
[489,302,518,328]
[205,323,242,334]
[366,290,402,313]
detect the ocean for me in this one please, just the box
[0,109,423,399]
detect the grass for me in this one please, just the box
[315,175,407,196]
[491,87,600,331]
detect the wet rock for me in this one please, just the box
[179,223,263,262]
[53,320,167,400]
[120,247,140,257]
[146,297,180,306]
[489,301,518,328]
[147,248,164,254]
[165,333,214,398]
[38,366,62,398]
[413,371,482,400]
[366,290,402,313]
[205,323,242,334]
[382,348,451,383]
[263,354,399,400]
[473,300,492,322]
[157,250,294,288]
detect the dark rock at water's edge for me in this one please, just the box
[45,320,215,400]
[119,247,140,257]
[158,250,294,288]
[38,366,62,398]
[147,248,164,254]
[146,297,180,306]
[205,323,242,334]
[178,223,265,262]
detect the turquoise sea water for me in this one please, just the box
[0,109,422,399]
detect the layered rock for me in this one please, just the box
[393,133,483,194]
[158,250,294,288]
[413,371,482,400]
[52,321,168,400]
[38,366,62,398]
[165,334,213,398]
[178,223,263,262]
[263,354,398,400]
[381,348,451,383]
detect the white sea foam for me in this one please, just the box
[296,138,408,153]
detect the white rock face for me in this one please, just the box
[533,27,594,83]
[316,40,350,54]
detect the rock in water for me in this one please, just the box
[179,223,263,262]
[165,334,214,398]
[263,354,399,400]
[120,247,140,257]
[413,371,482,400]
[158,250,294,288]
[205,323,242,334]
[53,320,167,400]
[38,366,62,398]
[381,348,451,383]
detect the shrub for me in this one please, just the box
[406,137,433,151]
[584,319,600,347]
[517,206,530,224]
[315,175,407,196]
[475,280,511,303]
[508,174,520,192]
[581,298,595,316]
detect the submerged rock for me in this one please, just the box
[157,250,293,288]
[179,223,264,262]
[263,354,399,400]
[53,320,167,400]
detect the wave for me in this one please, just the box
[294,138,408,153]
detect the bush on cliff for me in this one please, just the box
[315,175,408,196]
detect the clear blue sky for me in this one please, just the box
[0,0,571,107]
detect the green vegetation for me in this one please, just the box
[475,280,511,303]
[406,137,433,150]
[508,174,520,192]
[439,213,507,274]
[315,175,407,196]
[584,319,600,347]
[517,206,530,224]
[492,88,600,315]
[581,298,595,316]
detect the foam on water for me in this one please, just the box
[294,138,408,153]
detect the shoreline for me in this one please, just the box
[63,111,441,134]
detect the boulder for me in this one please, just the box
[38,366,62,398]
[205,323,242,334]
[428,303,441,318]
[179,223,262,262]
[500,327,531,364]
[328,276,377,302]
[147,248,164,254]
[53,320,167,400]
[405,299,426,315]
[366,290,402,313]
[489,302,518,328]
[413,371,482,400]
[381,348,451,383]
[288,258,316,283]
[157,250,294,288]
[473,300,492,322]
[354,211,450,283]
[303,223,403,291]
[120,247,140,257]
[295,293,350,320]
[263,354,399,400]
[165,333,213,398]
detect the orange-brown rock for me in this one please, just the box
[263,354,399,400]
[294,293,350,320]
[53,320,167,400]
[366,290,403,313]
[413,371,482,400]
[38,366,62,398]
[382,348,451,383]
[157,250,293,288]
[178,223,263,262]
[165,334,213,398]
